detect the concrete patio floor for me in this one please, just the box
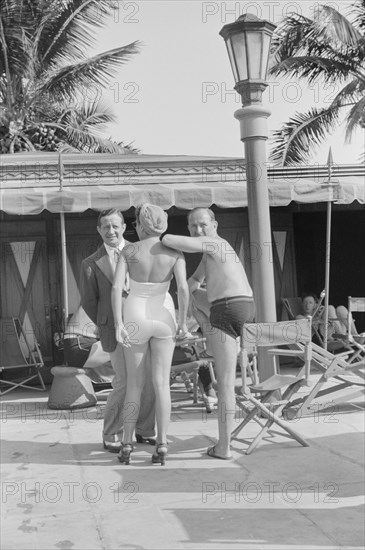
[1,377,364,550]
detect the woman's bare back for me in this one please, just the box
[124,239,179,283]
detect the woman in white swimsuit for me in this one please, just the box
[111,204,189,465]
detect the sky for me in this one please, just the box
[89,0,364,166]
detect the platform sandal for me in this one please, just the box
[151,443,168,466]
[118,443,133,465]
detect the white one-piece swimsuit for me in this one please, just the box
[123,279,177,345]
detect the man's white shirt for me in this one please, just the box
[104,239,129,292]
[104,239,125,272]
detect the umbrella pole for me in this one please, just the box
[323,148,336,351]
[60,212,69,325]
[323,195,332,351]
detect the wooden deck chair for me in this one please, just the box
[281,297,303,320]
[0,317,46,396]
[232,318,312,455]
[281,295,343,352]
[286,340,365,417]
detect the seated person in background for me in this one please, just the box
[296,292,362,343]
[63,305,114,386]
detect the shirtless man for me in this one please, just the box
[162,207,255,460]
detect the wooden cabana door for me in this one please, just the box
[0,233,52,362]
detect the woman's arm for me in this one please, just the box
[111,253,131,347]
[173,252,189,337]
[162,234,219,254]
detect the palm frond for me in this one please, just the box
[63,124,131,153]
[344,96,365,139]
[329,78,365,110]
[57,141,81,153]
[60,100,116,133]
[270,14,313,62]
[269,0,365,162]
[116,140,140,154]
[271,5,363,68]
[39,42,141,103]
[269,108,341,166]
[351,0,365,32]
[310,5,361,47]
[38,0,117,66]
[271,56,352,84]
[0,0,140,154]
[0,14,30,82]
[75,102,116,129]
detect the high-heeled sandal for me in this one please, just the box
[118,443,133,465]
[151,443,168,466]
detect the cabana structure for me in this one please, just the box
[0,152,364,369]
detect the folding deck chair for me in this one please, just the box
[232,318,312,455]
[0,317,46,396]
[281,297,303,321]
[286,340,365,417]
[281,295,346,352]
[282,294,330,344]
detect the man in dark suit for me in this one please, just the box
[80,208,156,452]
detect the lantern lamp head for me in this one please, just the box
[220,14,276,105]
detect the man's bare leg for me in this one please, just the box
[209,327,237,458]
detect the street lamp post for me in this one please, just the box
[220,14,277,380]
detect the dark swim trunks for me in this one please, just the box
[210,296,256,340]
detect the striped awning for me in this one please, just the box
[1,153,364,214]
[1,178,364,215]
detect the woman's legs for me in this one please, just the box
[321,305,356,338]
[319,305,341,339]
[210,329,237,458]
[122,342,149,444]
[336,305,358,334]
[149,337,175,444]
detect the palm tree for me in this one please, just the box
[0,0,140,154]
[269,1,365,166]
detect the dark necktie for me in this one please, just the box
[113,248,121,266]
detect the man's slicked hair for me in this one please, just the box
[187,207,216,224]
[301,291,319,302]
[97,209,125,227]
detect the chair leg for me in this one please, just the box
[293,380,364,417]
[0,374,46,395]
[295,359,353,416]
[37,369,46,391]
[233,393,309,453]
[247,395,309,449]
[232,400,262,438]
[192,368,199,404]
[234,390,291,438]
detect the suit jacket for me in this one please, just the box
[80,241,130,353]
